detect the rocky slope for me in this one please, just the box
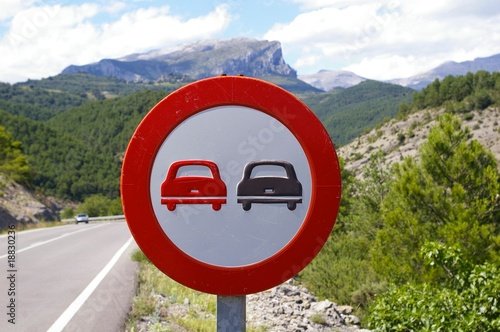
[338,107,500,175]
[62,38,296,82]
[0,175,61,230]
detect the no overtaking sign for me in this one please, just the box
[121,76,341,295]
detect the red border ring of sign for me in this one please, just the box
[121,76,341,295]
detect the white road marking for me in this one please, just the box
[47,237,133,332]
[0,224,105,259]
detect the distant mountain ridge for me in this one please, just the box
[61,37,500,91]
[302,53,500,91]
[62,38,296,82]
[298,70,366,91]
[389,53,500,90]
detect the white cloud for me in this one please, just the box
[266,0,500,79]
[290,0,372,10]
[0,0,37,21]
[0,3,232,83]
[344,55,423,81]
[104,1,127,14]
[267,4,379,44]
[2,0,499,83]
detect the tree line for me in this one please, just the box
[303,80,414,146]
[400,70,500,115]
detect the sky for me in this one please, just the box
[1,0,499,83]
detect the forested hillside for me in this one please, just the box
[18,73,187,101]
[0,110,119,201]
[0,81,87,120]
[303,80,414,145]
[0,73,415,204]
[298,71,500,329]
[0,73,185,122]
[48,90,167,157]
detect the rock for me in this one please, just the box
[311,299,334,312]
[0,175,61,230]
[131,278,369,331]
[337,305,354,315]
[247,280,368,331]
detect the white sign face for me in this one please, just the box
[150,105,312,267]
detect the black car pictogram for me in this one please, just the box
[237,160,302,211]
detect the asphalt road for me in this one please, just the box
[0,221,138,332]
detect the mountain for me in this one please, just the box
[303,80,414,145]
[299,53,500,91]
[298,70,367,91]
[3,38,500,227]
[389,53,500,90]
[62,38,296,82]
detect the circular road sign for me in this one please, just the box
[121,75,341,295]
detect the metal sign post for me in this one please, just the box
[217,296,246,332]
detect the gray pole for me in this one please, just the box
[217,295,246,332]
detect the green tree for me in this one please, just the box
[299,152,391,308]
[78,194,123,217]
[409,71,499,112]
[0,125,30,184]
[424,79,441,107]
[473,89,493,110]
[371,114,500,284]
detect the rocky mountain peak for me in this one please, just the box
[62,38,296,82]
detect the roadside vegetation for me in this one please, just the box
[126,249,217,331]
[126,250,267,332]
[60,194,123,219]
[298,71,500,329]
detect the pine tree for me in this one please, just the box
[371,114,500,284]
[0,125,30,184]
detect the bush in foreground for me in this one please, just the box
[368,242,500,331]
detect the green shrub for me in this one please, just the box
[60,207,75,219]
[77,194,123,216]
[368,243,500,331]
[397,133,405,145]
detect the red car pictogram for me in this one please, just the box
[160,160,227,211]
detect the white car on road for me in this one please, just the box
[75,213,89,224]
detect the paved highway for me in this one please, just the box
[0,221,138,332]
